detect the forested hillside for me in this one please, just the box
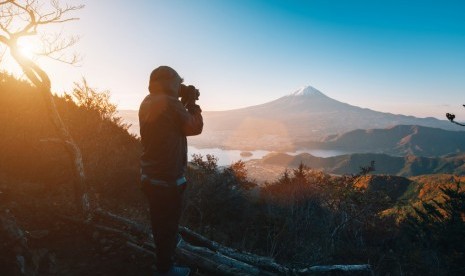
[0,73,142,207]
[254,151,465,180]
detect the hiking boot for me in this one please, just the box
[156,265,191,276]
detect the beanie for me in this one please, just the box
[149,66,180,83]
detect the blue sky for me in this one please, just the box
[4,0,465,119]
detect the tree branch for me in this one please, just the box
[446,110,465,127]
[298,264,372,273]
[1,1,84,65]
[5,0,83,39]
[450,121,465,127]
[37,32,82,64]
[126,241,155,257]
[0,34,8,44]
[8,0,37,37]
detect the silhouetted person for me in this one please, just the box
[139,66,203,276]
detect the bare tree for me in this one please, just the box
[0,0,91,214]
[446,105,465,126]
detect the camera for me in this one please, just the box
[179,84,200,106]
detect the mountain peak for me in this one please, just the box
[290,85,326,97]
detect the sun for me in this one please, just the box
[0,37,41,75]
[17,37,40,59]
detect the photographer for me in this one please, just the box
[139,66,203,276]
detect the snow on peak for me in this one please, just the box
[290,85,325,97]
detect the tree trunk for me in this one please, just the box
[9,47,91,215]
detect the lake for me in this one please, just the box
[187,146,349,167]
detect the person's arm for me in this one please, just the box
[172,99,203,136]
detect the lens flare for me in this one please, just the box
[17,37,39,59]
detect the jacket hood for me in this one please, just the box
[148,66,181,97]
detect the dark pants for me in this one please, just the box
[142,181,186,273]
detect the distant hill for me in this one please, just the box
[298,125,465,157]
[257,152,465,177]
[121,86,462,150]
[196,86,463,150]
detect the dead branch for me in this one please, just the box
[1,1,84,39]
[330,202,374,242]
[176,246,245,276]
[179,226,290,274]
[37,31,82,65]
[446,112,465,126]
[126,241,155,257]
[177,241,265,276]
[298,264,372,273]
[94,208,151,236]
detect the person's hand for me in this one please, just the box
[186,104,202,114]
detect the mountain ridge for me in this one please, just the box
[188,86,462,150]
[119,85,462,151]
[297,124,465,157]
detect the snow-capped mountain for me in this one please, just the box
[121,85,462,150]
[188,85,461,150]
[290,85,326,97]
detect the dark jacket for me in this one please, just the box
[139,93,203,182]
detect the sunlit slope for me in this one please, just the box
[0,73,141,206]
[355,174,465,203]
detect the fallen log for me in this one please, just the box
[95,209,373,275]
[96,210,284,273]
[61,213,268,275]
[94,208,151,237]
[180,226,290,274]
[96,210,287,272]
[178,241,265,275]
[126,241,155,257]
[91,210,275,274]
[298,264,372,273]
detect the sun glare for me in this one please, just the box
[0,37,41,76]
[17,37,39,59]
